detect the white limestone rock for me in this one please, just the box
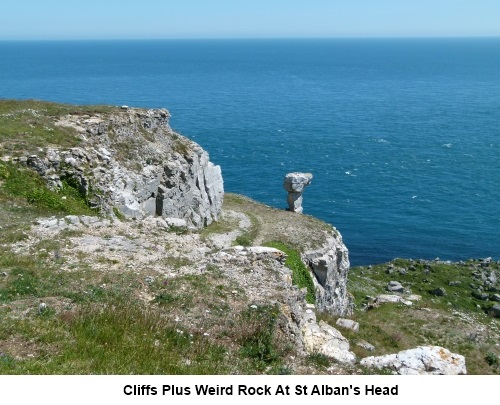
[304,233,352,316]
[375,294,413,306]
[387,280,404,293]
[336,318,359,332]
[302,320,356,364]
[360,346,467,375]
[23,108,224,229]
[284,172,313,213]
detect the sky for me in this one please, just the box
[1,0,500,40]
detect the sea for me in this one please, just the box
[0,38,499,266]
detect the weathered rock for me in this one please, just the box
[431,287,446,296]
[283,172,312,213]
[387,281,404,293]
[164,218,188,229]
[19,108,224,229]
[375,294,413,306]
[357,340,375,352]
[489,304,500,318]
[302,320,356,363]
[360,346,467,375]
[304,232,352,316]
[336,318,359,332]
[472,291,489,301]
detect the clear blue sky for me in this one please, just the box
[1,0,500,40]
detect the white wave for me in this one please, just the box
[442,143,453,148]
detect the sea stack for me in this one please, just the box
[284,172,313,213]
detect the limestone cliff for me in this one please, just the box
[16,107,224,228]
[304,232,352,316]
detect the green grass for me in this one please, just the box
[345,258,500,374]
[236,304,285,371]
[349,258,499,313]
[264,241,315,304]
[0,162,96,216]
[0,99,117,155]
[0,299,230,374]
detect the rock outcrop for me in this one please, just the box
[16,108,223,229]
[284,172,312,213]
[360,346,467,375]
[304,232,352,316]
[302,320,356,364]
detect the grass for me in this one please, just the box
[0,298,230,374]
[345,258,500,374]
[264,241,316,304]
[0,99,117,156]
[0,257,295,374]
[236,304,285,371]
[0,162,96,216]
[223,193,334,251]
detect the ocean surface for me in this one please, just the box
[1,38,499,266]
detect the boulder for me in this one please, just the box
[357,340,376,352]
[375,294,413,306]
[360,346,467,375]
[431,287,446,296]
[336,318,359,332]
[472,291,489,301]
[387,281,404,293]
[302,320,356,364]
[489,304,500,318]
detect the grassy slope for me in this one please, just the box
[342,259,500,374]
[0,99,117,156]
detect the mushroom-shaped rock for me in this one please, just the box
[284,172,313,213]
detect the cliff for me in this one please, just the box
[17,106,224,228]
[0,100,497,375]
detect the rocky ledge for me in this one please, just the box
[14,107,224,228]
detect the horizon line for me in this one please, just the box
[1,35,500,42]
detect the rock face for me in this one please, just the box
[360,346,467,375]
[284,172,312,213]
[17,108,224,229]
[304,232,352,316]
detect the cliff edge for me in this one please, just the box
[7,103,224,228]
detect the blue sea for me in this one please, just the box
[1,38,499,265]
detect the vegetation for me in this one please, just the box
[264,241,316,304]
[344,259,500,374]
[0,161,96,216]
[0,99,116,155]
